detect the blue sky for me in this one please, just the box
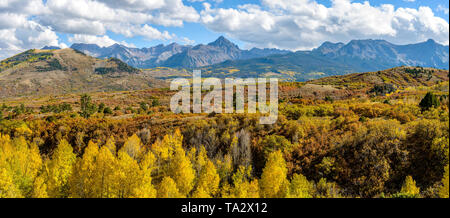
[58,0,450,49]
[1,0,449,59]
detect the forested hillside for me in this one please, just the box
[0,67,448,198]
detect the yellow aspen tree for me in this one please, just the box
[152,129,183,161]
[0,134,21,198]
[169,146,195,196]
[31,175,48,198]
[168,130,183,150]
[230,179,260,198]
[289,173,313,198]
[399,176,421,198]
[151,138,172,162]
[0,133,11,149]
[195,147,208,174]
[220,182,233,198]
[133,151,157,198]
[259,150,289,198]
[104,136,117,155]
[0,168,22,198]
[158,176,183,198]
[122,134,144,160]
[192,186,210,198]
[247,179,260,198]
[9,137,42,197]
[216,154,233,183]
[14,123,33,137]
[187,147,196,165]
[151,139,168,177]
[439,165,449,198]
[47,139,76,198]
[151,131,182,176]
[69,141,99,198]
[94,145,118,198]
[28,142,43,179]
[195,159,220,197]
[229,165,253,198]
[153,129,194,196]
[116,149,141,198]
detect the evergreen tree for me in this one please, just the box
[419,92,440,111]
[80,94,97,118]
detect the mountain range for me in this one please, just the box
[312,39,449,71]
[70,36,290,69]
[64,36,449,81]
[200,38,449,81]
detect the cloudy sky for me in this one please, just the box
[0,0,449,59]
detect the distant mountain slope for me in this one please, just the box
[202,39,449,81]
[70,36,289,68]
[0,48,164,98]
[71,42,192,69]
[200,51,356,81]
[311,39,449,71]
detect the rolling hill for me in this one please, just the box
[0,48,165,98]
[279,66,449,100]
[309,66,449,89]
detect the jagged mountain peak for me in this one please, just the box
[109,43,127,49]
[314,41,345,54]
[208,36,239,49]
[346,39,392,46]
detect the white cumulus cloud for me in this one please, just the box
[0,0,64,60]
[0,0,199,59]
[40,0,199,36]
[0,21,66,60]
[200,0,450,50]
